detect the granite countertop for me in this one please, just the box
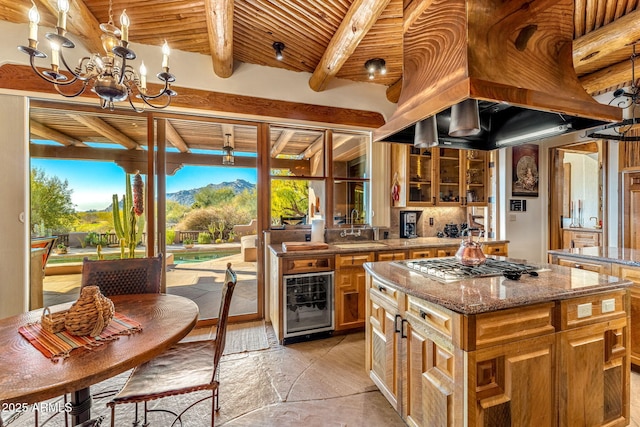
[548,247,640,267]
[364,259,631,315]
[269,236,509,256]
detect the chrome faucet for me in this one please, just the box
[340,209,362,237]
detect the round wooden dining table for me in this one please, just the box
[0,293,199,425]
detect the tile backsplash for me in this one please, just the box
[390,207,467,238]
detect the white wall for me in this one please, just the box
[0,95,29,318]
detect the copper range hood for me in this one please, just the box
[374,0,622,150]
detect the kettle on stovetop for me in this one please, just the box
[455,234,486,266]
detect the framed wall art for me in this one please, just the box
[512,144,539,197]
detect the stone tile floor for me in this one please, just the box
[4,324,640,426]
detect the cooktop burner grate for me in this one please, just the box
[394,257,540,282]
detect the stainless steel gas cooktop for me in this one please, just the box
[394,257,541,282]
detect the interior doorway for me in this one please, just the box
[548,140,605,250]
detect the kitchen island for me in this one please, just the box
[364,258,632,427]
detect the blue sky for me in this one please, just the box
[31,158,257,211]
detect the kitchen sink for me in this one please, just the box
[333,242,388,249]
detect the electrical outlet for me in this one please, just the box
[601,299,616,313]
[429,217,434,226]
[577,303,592,318]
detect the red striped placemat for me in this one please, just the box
[19,312,143,362]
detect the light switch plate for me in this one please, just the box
[602,299,616,313]
[577,303,592,318]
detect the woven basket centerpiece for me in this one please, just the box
[41,306,68,333]
[65,286,115,337]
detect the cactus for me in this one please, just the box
[112,173,145,258]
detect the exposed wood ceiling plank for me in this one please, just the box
[30,119,87,147]
[308,0,392,92]
[67,114,140,149]
[270,130,295,157]
[35,0,103,54]
[165,120,190,153]
[579,58,639,94]
[573,9,640,75]
[204,0,233,78]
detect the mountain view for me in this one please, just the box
[166,179,256,206]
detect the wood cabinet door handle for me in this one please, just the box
[378,285,386,293]
[394,314,402,333]
[401,319,408,339]
[574,264,583,269]
[419,309,427,319]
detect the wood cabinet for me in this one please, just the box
[549,254,612,274]
[482,242,508,256]
[335,252,374,331]
[611,264,640,367]
[377,251,407,262]
[366,273,630,427]
[392,145,489,207]
[562,228,601,249]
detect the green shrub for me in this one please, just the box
[176,205,253,240]
[84,231,101,247]
[166,229,176,245]
[197,232,212,244]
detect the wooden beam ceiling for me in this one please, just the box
[204,0,233,78]
[270,130,295,157]
[67,114,140,149]
[30,119,87,147]
[308,0,391,92]
[165,120,190,153]
[573,10,640,76]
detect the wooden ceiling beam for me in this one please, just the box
[204,0,233,78]
[165,120,190,153]
[386,78,402,103]
[579,58,639,94]
[302,135,324,159]
[35,0,103,54]
[573,9,640,76]
[30,119,87,147]
[270,130,295,157]
[308,0,391,92]
[67,114,140,150]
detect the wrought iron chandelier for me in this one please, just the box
[18,0,177,112]
[588,43,640,141]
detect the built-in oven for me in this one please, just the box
[283,271,334,343]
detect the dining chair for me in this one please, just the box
[81,254,163,296]
[108,263,237,427]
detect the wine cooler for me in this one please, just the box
[283,271,334,342]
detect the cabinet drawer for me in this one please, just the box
[556,257,611,274]
[369,279,400,309]
[405,295,461,345]
[559,290,627,330]
[283,255,334,274]
[472,303,555,350]
[483,243,508,256]
[409,249,435,259]
[377,251,407,262]
[336,252,374,267]
[436,246,457,257]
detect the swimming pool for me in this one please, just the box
[172,250,239,264]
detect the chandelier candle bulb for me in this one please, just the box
[120,10,129,43]
[50,43,60,68]
[57,0,69,31]
[162,41,170,68]
[28,5,39,42]
[139,62,147,90]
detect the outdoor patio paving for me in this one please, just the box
[42,245,258,319]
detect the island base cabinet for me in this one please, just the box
[468,334,556,427]
[366,286,400,410]
[557,317,630,427]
